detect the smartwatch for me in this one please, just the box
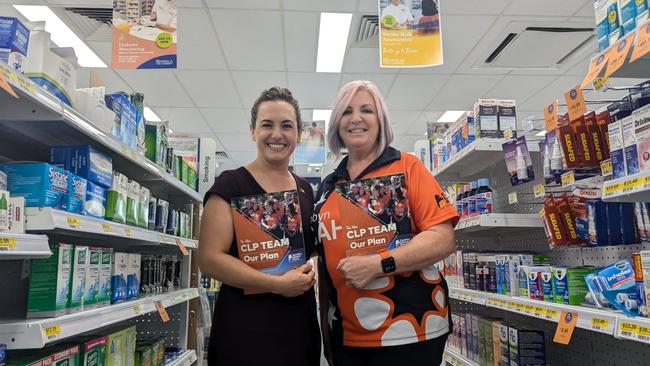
[378,249,396,274]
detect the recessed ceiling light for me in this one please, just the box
[436,111,466,123]
[14,5,106,68]
[316,13,353,73]
[144,107,161,122]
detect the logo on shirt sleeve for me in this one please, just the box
[434,194,451,209]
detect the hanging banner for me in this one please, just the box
[294,120,327,165]
[111,0,177,69]
[379,0,444,68]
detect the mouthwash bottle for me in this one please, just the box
[461,184,471,218]
[456,186,464,215]
[467,181,478,216]
[475,178,493,214]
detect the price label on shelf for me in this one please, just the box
[533,184,545,199]
[591,317,609,331]
[133,304,143,315]
[101,223,113,233]
[619,321,639,339]
[154,300,170,323]
[0,237,16,249]
[124,228,133,237]
[534,306,545,317]
[545,309,558,320]
[43,325,61,339]
[561,171,575,187]
[524,305,534,315]
[504,128,514,139]
[553,311,578,345]
[644,176,650,189]
[0,70,18,98]
[622,177,642,193]
[508,192,518,205]
[603,182,623,197]
[176,239,190,256]
[600,159,613,176]
[638,325,650,342]
[593,76,610,92]
[66,217,81,229]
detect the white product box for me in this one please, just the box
[98,247,113,306]
[111,252,129,304]
[74,89,115,135]
[623,114,640,175]
[609,120,627,179]
[69,246,88,313]
[633,105,650,172]
[0,170,6,190]
[8,196,25,233]
[83,247,101,310]
[127,253,141,300]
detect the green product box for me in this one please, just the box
[187,166,196,190]
[27,243,73,318]
[73,336,107,366]
[105,172,126,224]
[174,156,182,180]
[98,248,113,306]
[125,179,140,227]
[140,338,165,366]
[103,325,136,366]
[83,247,101,309]
[134,345,152,366]
[7,343,80,366]
[69,246,89,313]
[145,124,167,167]
[552,267,593,305]
[533,254,551,265]
[478,317,495,366]
[180,160,189,186]
[138,187,150,229]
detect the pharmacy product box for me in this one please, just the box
[67,174,87,215]
[102,326,136,366]
[145,124,167,167]
[622,114,640,175]
[0,170,6,190]
[479,317,496,366]
[475,98,500,138]
[632,105,650,172]
[491,320,502,366]
[98,248,112,306]
[23,25,77,107]
[464,313,474,360]
[619,0,637,34]
[0,190,8,231]
[606,202,623,245]
[498,323,510,366]
[637,0,649,23]
[27,243,73,318]
[508,325,546,366]
[8,196,25,234]
[47,344,81,366]
[0,162,68,209]
[125,179,140,227]
[541,270,554,302]
[50,146,113,188]
[609,120,626,178]
[85,182,106,220]
[69,246,88,313]
[138,186,150,229]
[552,267,593,305]
[155,199,169,233]
[83,247,101,310]
[105,94,137,148]
[7,344,80,366]
[111,252,128,304]
[639,251,650,310]
[127,253,141,300]
[457,315,466,356]
[105,172,127,224]
[73,336,107,366]
[134,345,152,366]
[471,314,480,362]
[498,99,517,137]
[0,17,29,72]
[608,0,622,44]
[594,0,610,50]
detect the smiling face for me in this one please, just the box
[338,90,380,155]
[251,100,300,166]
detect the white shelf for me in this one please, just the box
[432,138,540,180]
[454,213,544,235]
[165,350,198,366]
[443,348,478,366]
[0,288,199,349]
[616,316,650,345]
[0,62,200,204]
[449,287,619,336]
[0,232,51,260]
[25,208,197,250]
[448,286,486,305]
[602,171,650,202]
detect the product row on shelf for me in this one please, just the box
[593,0,648,52]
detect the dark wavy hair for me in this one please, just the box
[250,87,303,132]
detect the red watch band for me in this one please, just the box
[378,249,391,259]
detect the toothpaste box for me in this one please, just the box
[111,252,128,304]
[127,253,141,300]
[622,114,640,175]
[98,248,113,307]
[27,243,73,318]
[83,247,101,310]
[541,270,554,302]
[594,0,611,50]
[67,173,87,215]
[498,99,517,138]
[619,0,638,34]
[50,145,113,188]
[0,17,29,72]
[632,105,650,172]
[85,181,106,220]
[464,313,475,360]
[138,186,150,229]
[69,246,88,313]
[8,196,25,234]
[0,162,69,209]
[499,323,510,366]
[106,172,127,224]
[508,325,546,366]
[125,179,140,227]
[552,267,594,305]
[609,120,627,178]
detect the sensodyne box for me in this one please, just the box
[633,104,650,172]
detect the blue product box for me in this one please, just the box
[598,259,635,290]
[84,181,106,219]
[50,145,113,188]
[587,200,609,246]
[0,162,68,209]
[636,0,649,23]
[0,17,29,72]
[607,202,623,245]
[467,114,476,145]
[619,0,637,34]
[105,94,138,148]
[67,173,87,214]
[541,271,554,302]
[608,1,622,43]
[609,121,626,179]
[621,202,637,244]
[527,270,543,300]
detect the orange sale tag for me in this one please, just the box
[154,300,170,322]
[631,20,650,63]
[581,53,609,89]
[564,86,586,122]
[0,72,18,99]
[544,100,558,132]
[605,32,635,77]
[553,311,578,345]
[176,238,190,256]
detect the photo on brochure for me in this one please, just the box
[230,190,306,294]
[335,173,413,257]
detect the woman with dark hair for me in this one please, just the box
[417,0,440,34]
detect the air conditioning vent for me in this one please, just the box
[484,33,517,64]
[215,151,229,160]
[353,15,379,48]
[65,8,112,25]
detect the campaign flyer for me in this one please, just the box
[335,173,413,257]
[231,190,306,294]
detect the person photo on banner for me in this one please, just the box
[139,0,177,32]
[311,80,458,366]
[381,0,414,27]
[308,121,324,147]
[416,0,440,34]
[198,87,320,366]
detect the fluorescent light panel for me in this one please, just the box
[14,5,106,68]
[316,13,353,73]
[144,107,161,122]
[436,111,466,123]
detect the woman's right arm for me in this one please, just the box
[198,195,315,297]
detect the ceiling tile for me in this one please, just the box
[358,0,378,13]
[503,0,588,16]
[175,70,242,108]
[574,3,595,17]
[177,9,227,70]
[408,110,445,134]
[205,0,280,9]
[220,134,256,151]
[284,11,318,72]
[210,9,285,71]
[486,75,555,102]
[177,0,202,7]
[232,71,287,107]
[201,109,251,134]
[340,73,396,96]
[395,135,425,152]
[427,74,505,110]
[89,68,132,93]
[342,47,399,74]
[387,110,421,134]
[283,0,356,12]
[116,70,194,107]
[155,108,213,134]
[519,76,583,111]
[443,0,512,15]
[87,41,111,66]
[287,73,341,109]
[385,74,449,110]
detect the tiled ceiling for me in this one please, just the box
[1,0,632,173]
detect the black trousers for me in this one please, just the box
[332,335,449,366]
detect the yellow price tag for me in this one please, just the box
[622,177,642,193]
[508,192,518,205]
[504,129,514,139]
[66,217,81,229]
[561,171,575,187]
[620,322,639,338]
[524,305,534,314]
[44,325,61,339]
[101,223,113,233]
[0,237,16,248]
[534,307,545,317]
[603,182,623,197]
[600,159,613,176]
[592,318,609,330]
[593,76,610,92]
[533,184,545,199]
[546,309,558,319]
[133,304,143,315]
[124,228,133,237]
[644,175,650,189]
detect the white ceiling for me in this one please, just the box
[1,0,640,172]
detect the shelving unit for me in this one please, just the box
[443,348,478,366]
[602,171,650,202]
[0,288,199,349]
[454,213,543,235]
[0,232,51,260]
